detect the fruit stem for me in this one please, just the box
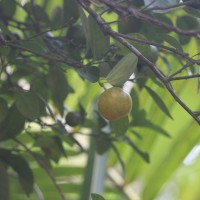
[98,80,107,90]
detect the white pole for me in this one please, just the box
[90,152,108,198]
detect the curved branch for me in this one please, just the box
[115,32,200,65]
[77,0,200,124]
[142,1,200,12]
[169,74,200,81]
[101,0,200,39]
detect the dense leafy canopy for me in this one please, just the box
[1,0,200,199]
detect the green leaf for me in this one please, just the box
[99,62,111,77]
[53,136,67,157]
[50,6,63,28]
[79,103,87,123]
[130,88,140,114]
[140,15,173,41]
[78,6,90,52]
[162,34,183,51]
[63,0,79,22]
[131,110,171,138]
[0,105,25,141]
[0,149,34,196]
[176,15,199,30]
[33,153,51,169]
[176,15,199,45]
[111,143,125,176]
[19,38,47,54]
[106,53,138,86]
[145,86,173,119]
[47,65,72,115]
[24,3,50,25]
[88,14,110,59]
[34,135,65,162]
[67,25,86,46]
[111,116,129,137]
[118,16,142,34]
[185,6,200,18]
[91,193,105,200]
[78,66,100,83]
[0,22,15,40]
[0,97,8,122]
[0,0,16,20]
[115,33,151,57]
[14,89,40,120]
[0,161,9,200]
[95,133,111,155]
[31,78,48,116]
[123,136,150,163]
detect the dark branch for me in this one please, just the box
[77,0,200,124]
[101,0,200,39]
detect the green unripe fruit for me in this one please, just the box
[65,112,82,127]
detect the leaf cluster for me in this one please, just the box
[0,0,200,199]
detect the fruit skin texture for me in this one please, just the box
[98,87,132,121]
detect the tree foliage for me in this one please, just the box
[1,0,200,199]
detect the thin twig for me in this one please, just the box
[142,1,200,12]
[101,0,200,39]
[77,0,200,124]
[169,62,194,78]
[115,32,200,64]
[6,42,84,68]
[169,74,200,81]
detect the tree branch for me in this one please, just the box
[169,74,200,81]
[142,0,200,12]
[4,42,84,69]
[115,32,200,65]
[77,0,200,124]
[101,0,200,39]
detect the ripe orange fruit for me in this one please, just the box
[98,87,132,121]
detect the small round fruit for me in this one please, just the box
[65,112,82,127]
[98,87,132,121]
[149,45,158,63]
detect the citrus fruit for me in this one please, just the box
[98,87,132,121]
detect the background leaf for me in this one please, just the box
[0,97,8,122]
[14,89,40,120]
[88,14,110,59]
[111,116,129,137]
[0,149,34,196]
[78,66,100,83]
[145,86,173,119]
[95,132,111,155]
[123,136,150,163]
[0,161,9,200]
[47,65,73,115]
[0,105,25,141]
[63,0,79,23]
